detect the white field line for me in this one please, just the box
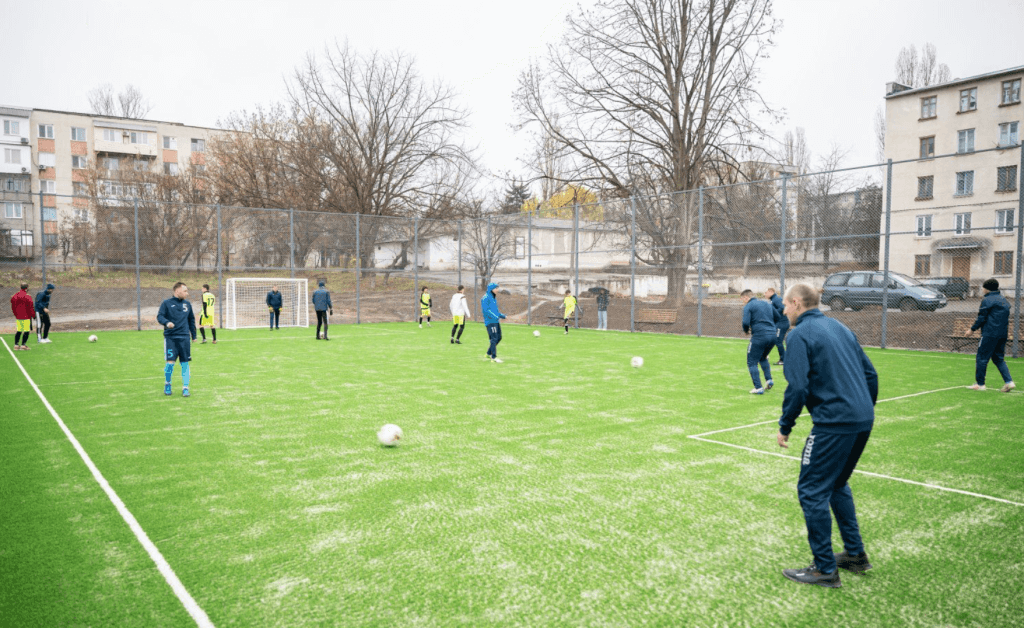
[1,338,215,628]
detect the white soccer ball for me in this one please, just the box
[533,330,541,337]
[377,424,403,447]
[631,356,644,368]
[88,335,98,343]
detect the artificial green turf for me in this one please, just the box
[1,324,1022,627]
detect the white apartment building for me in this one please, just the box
[884,65,1022,292]
[0,106,35,259]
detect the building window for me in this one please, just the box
[959,88,977,112]
[74,208,90,222]
[916,176,933,199]
[38,152,56,168]
[997,165,1018,192]
[998,121,1019,146]
[4,148,21,164]
[101,156,120,171]
[954,212,972,236]
[164,162,179,175]
[133,159,150,171]
[73,182,89,196]
[957,129,975,153]
[38,124,54,139]
[914,255,931,276]
[4,202,22,219]
[102,129,121,142]
[994,251,1014,275]
[916,214,932,237]
[919,136,935,159]
[40,180,56,194]
[921,96,937,118]
[191,138,206,152]
[130,131,149,145]
[71,155,88,169]
[996,209,1015,234]
[71,127,86,141]
[4,178,28,192]
[163,136,177,150]
[1002,79,1022,105]
[2,229,34,247]
[955,171,974,196]
[42,207,56,221]
[3,120,20,135]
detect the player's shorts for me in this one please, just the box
[564,309,575,318]
[199,315,214,327]
[16,318,31,333]
[452,315,464,325]
[164,335,192,363]
[420,308,431,317]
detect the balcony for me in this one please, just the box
[93,138,158,157]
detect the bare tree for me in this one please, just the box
[894,43,951,88]
[88,83,152,119]
[514,0,779,305]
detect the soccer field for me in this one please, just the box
[2,323,1022,627]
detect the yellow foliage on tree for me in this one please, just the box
[521,185,603,220]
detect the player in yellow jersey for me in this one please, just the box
[419,286,432,328]
[562,290,578,335]
[198,283,217,344]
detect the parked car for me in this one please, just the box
[919,276,970,300]
[821,271,948,312]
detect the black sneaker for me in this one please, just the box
[455,340,461,344]
[835,551,872,573]
[774,360,784,366]
[451,338,455,344]
[324,337,329,341]
[782,563,841,588]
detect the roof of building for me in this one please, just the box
[26,107,226,133]
[0,106,32,118]
[885,65,1024,99]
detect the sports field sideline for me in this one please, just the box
[1,322,1021,627]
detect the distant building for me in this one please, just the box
[0,106,35,260]
[884,65,1021,291]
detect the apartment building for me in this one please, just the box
[884,65,1022,291]
[0,106,35,260]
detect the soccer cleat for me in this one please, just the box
[492,357,504,363]
[834,551,873,573]
[765,380,774,391]
[212,340,217,345]
[201,339,207,344]
[455,340,461,344]
[427,323,431,327]
[419,324,423,328]
[182,388,190,398]
[1002,381,1016,393]
[164,384,172,396]
[774,360,784,366]
[324,337,329,341]
[967,384,986,391]
[750,388,764,395]
[44,338,52,343]
[451,338,455,344]
[782,563,841,588]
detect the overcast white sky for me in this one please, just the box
[3,0,1022,190]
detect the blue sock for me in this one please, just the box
[164,363,174,384]
[181,362,190,388]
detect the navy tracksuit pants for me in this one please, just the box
[975,335,1013,386]
[798,429,871,574]
[269,308,280,329]
[486,323,502,358]
[747,334,774,388]
[775,326,788,361]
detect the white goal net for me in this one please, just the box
[225,278,309,329]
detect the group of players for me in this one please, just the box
[7,282,56,350]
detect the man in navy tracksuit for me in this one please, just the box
[741,289,780,394]
[481,282,507,363]
[968,278,1015,392]
[34,283,55,343]
[765,287,788,365]
[156,281,197,397]
[266,286,283,329]
[776,283,877,588]
[312,281,333,340]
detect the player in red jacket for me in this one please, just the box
[10,282,35,351]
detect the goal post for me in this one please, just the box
[225,278,309,330]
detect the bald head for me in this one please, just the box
[784,283,820,309]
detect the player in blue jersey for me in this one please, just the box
[156,282,197,397]
[741,289,781,394]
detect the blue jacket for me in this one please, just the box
[312,288,332,312]
[743,298,779,337]
[34,289,53,312]
[157,296,197,339]
[481,283,506,325]
[769,293,789,329]
[266,290,283,309]
[971,290,1010,338]
[779,309,877,436]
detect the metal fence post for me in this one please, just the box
[217,204,223,328]
[527,212,533,327]
[630,196,637,333]
[880,159,893,350]
[697,188,705,337]
[289,208,295,279]
[1013,144,1023,357]
[573,201,580,328]
[486,217,492,287]
[38,189,46,284]
[134,196,141,331]
[413,216,419,321]
[457,220,463,287]
[355,213,361,325]
[780,175,788,297]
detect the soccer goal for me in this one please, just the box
[225,278,309,330]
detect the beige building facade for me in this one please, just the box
[884,65,1022,293]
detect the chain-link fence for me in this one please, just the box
[2,146,1021,355]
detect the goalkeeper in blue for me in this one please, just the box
[156,282,197,397]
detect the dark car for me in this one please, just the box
[821,271,948,312]
[919,277,970,300]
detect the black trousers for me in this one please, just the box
[36,311,51,339]
[316,310,329,337]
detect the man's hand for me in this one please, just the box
[329,310,333,316]
[191,337,196,343]
[44,308,49,314]
[166,322,175,329]
[268,307,273,312]
[777,432,789,449]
